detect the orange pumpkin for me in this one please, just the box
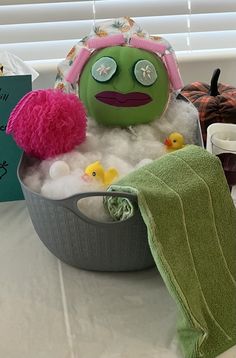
[181,69,236,143]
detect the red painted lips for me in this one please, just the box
[95,91,152,107]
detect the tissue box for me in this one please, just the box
[0,75,32,202]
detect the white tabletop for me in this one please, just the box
[0,200,181,358]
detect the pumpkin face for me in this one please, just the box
[79,46,170,127]
[181,69,236,143]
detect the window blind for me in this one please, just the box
[1,0,236,73]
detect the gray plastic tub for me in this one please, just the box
[18,155,153,271]
[18,95,203,272]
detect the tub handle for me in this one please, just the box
[53,191,137,225]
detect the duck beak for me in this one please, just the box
[81,173,92,182]
[164,138,172,146]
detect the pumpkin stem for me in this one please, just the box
[210,68,220,96]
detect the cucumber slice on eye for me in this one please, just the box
[134,60,157,86]
[91,57,117,82]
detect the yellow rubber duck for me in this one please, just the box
[83,161,119,186]
[164,132,185,152]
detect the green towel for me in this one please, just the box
[106,145,236,358]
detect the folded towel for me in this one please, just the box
[105,145,236,358]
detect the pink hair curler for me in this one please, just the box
[130,36,167,55]
[65,47,91,84]
[87,34,125,49]
[65,33,183,90]
[163,53,183,90]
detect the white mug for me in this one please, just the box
[206,123,236,205]
[206,123,236,155]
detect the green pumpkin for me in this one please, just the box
[79,46,170,127]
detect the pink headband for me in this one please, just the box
[65,34,183,90]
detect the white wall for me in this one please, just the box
[179,58,236,87]
[33,58,236,90]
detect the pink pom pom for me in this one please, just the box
[7,89,87,159]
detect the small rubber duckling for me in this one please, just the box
[83,161,119,186]
[164,132,185,151]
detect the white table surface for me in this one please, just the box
[0,200,181,358]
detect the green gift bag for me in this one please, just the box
[0,75,32,202]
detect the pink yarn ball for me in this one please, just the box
[7,89,87,159]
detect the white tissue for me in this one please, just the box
[0,51,39,81]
